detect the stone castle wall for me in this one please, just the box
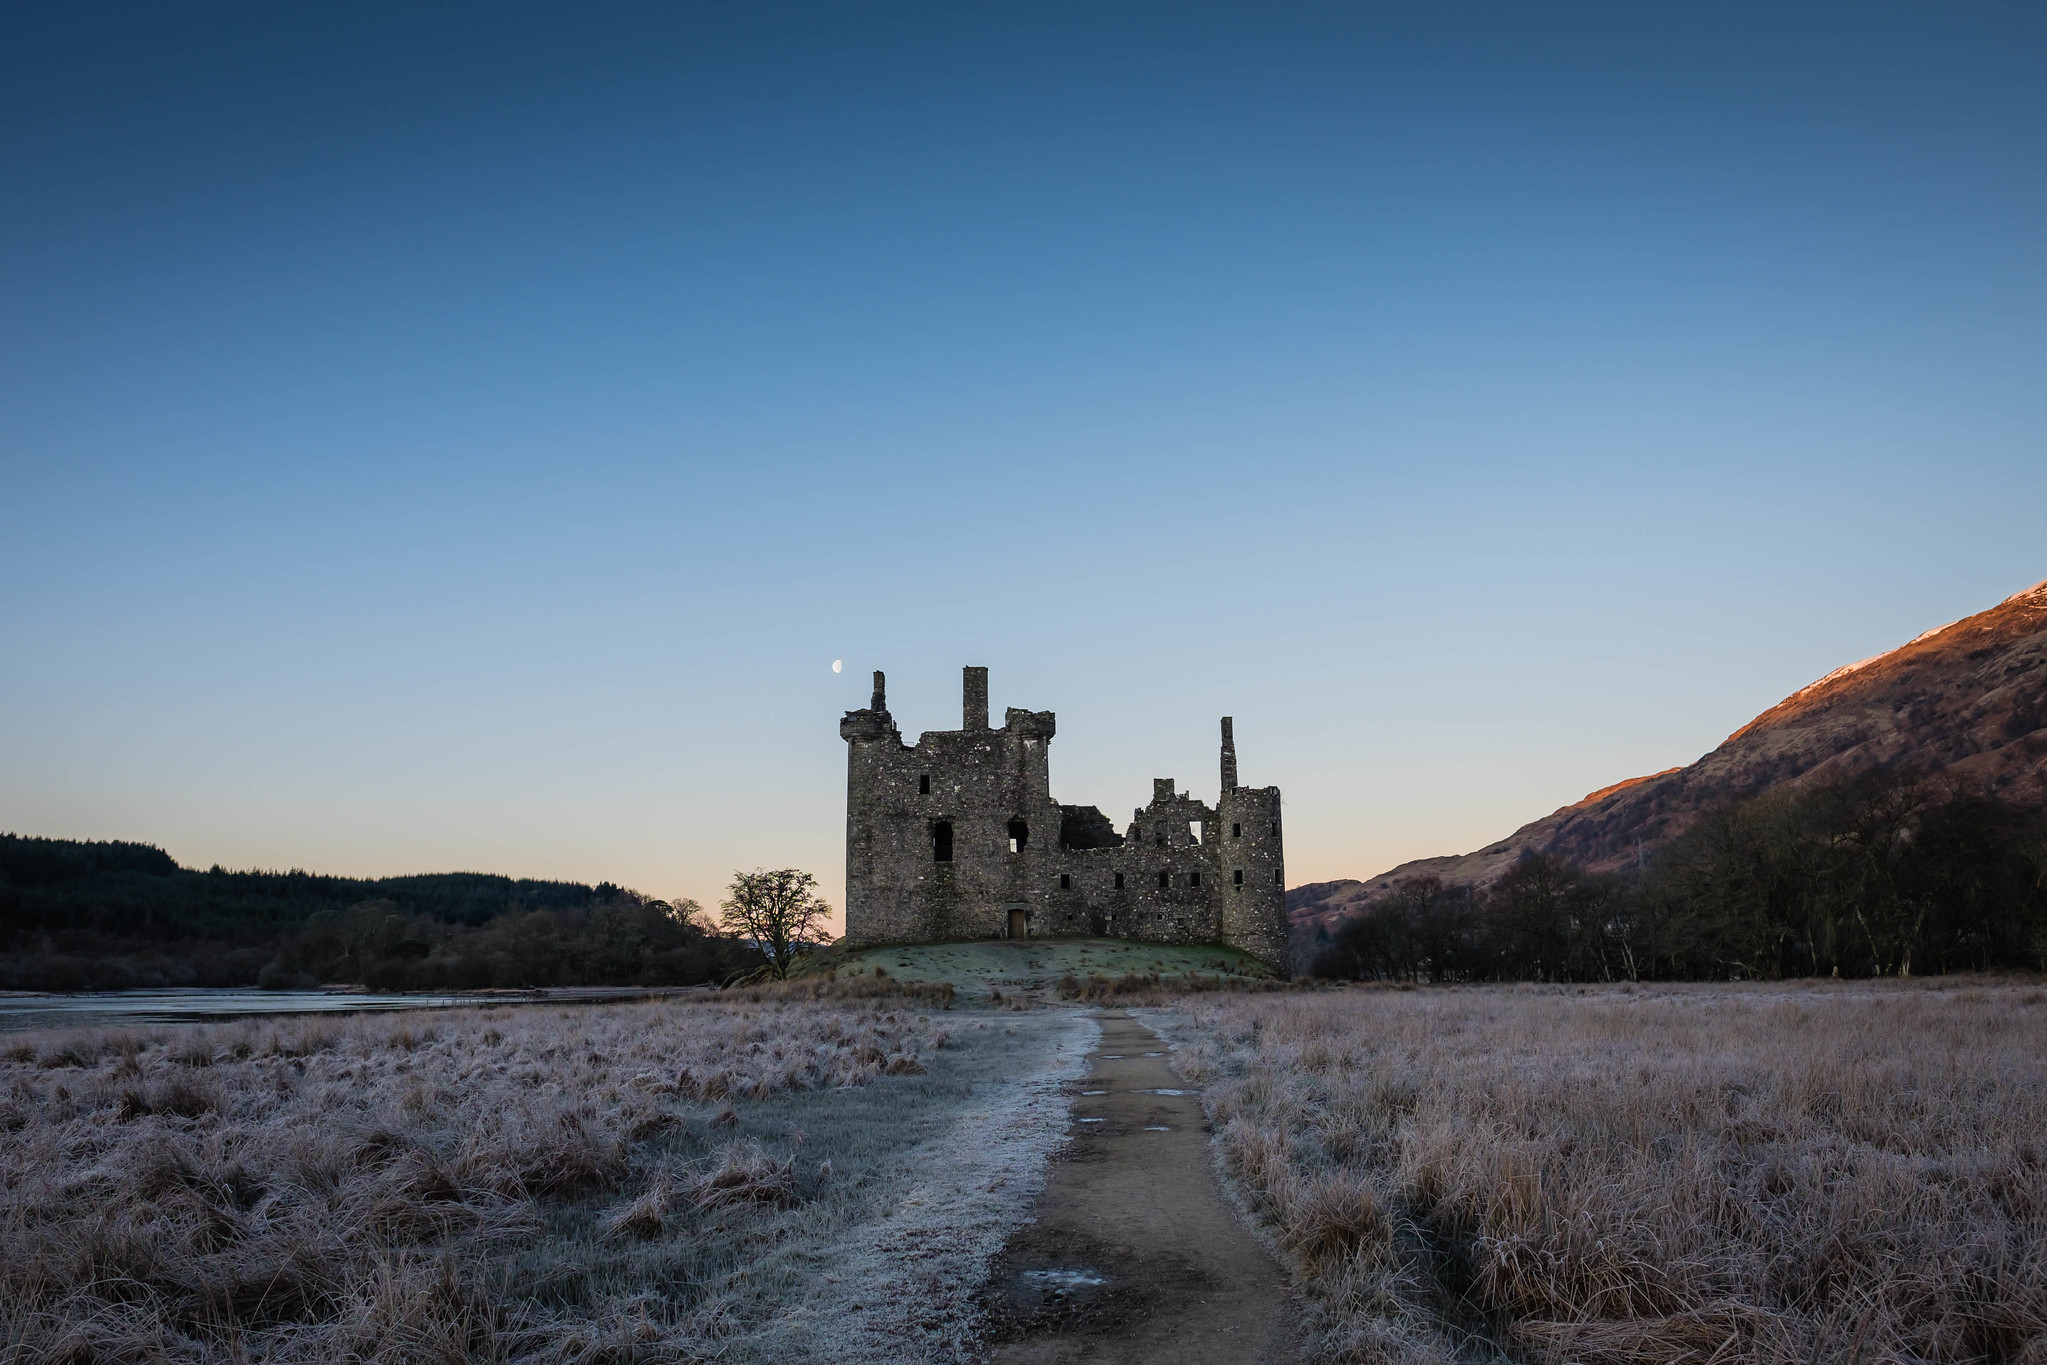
[840,667,1291,974]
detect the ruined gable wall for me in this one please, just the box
[1031,785,1222,944]
[1030,780,1287,969]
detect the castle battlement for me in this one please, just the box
[839,666,1289,973]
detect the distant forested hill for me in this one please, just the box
[0,834,751,991]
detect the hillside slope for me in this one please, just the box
[1293,578,2047,938]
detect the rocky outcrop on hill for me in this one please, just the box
[1292,578,2047,945]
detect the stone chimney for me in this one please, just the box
[963,666,989,730]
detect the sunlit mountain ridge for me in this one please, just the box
[1292,577,2047,940]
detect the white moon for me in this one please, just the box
[832,659,842,673]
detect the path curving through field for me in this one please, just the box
[981,1010,1297,1364]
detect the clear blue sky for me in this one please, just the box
[4,3,2043,924]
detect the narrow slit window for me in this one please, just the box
[1007,819,1029,854]
[1274,868,1283,885]
[1157,869,1170,889]
[931,821,953,863]
[1233,869,1243,886]
[1232,822,1242,839]
[1189,871,1201,887]
[919,774,930,794]
[1058,873,1071,890]
[1270,820,1279,837]
[1114,872,1125,890]
[1189,820,1203,844]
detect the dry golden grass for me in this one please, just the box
[1168,981,2047,1364]
[735,970,957,1007]
[1053,970,1298,1005]
[0,997,955,1362]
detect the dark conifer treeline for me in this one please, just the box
[1311,773,2047,982]
[0,834,755,991]
[261,895,747,992]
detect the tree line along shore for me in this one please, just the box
[1310,769,2047,983]
[0,836,766,993]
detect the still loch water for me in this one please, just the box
[0,988,472,1033]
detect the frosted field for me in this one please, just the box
[1,995,1091,1364]
[1165,980,2047,1364]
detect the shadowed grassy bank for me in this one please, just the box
[796,937,1277,1000]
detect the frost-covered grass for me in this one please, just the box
[1168,981,2047,1364]
[0,997,1086,1363]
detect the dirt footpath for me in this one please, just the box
[981,1011,1297,1364]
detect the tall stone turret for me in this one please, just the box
[1213,716,1288,969]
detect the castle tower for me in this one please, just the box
[841,666,1059,946]
[1213,716,1289,969]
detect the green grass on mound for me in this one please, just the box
[793,938,1276,997]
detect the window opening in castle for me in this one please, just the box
[1007,819,1029,853]
[931,821,953,862]
[1232,822,1242,838]
[1189,820,1203,843]
[1189,871,1201,887]
[919,774,930,794]
[1154,825,1165,847]
[1274,868,1283,885]
[1270,820,1280,836]
[1157,869,1170,888]
[1233,869,1244,885]
[1114,872,1124,889]
[1059,873,1070,890]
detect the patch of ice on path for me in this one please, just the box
[1021,1268,1106,1291]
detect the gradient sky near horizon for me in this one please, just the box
[4,3,2044,928]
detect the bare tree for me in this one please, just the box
[649,896,716,934]
[719,868,834,981]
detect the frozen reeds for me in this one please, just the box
[1172,981,2047,1364]
[0,996,947,1361]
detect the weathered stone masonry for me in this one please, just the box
[840,666,1290,974]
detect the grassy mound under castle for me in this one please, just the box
[795,937,1278,998]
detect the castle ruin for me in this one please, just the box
[839,666,1290,973]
